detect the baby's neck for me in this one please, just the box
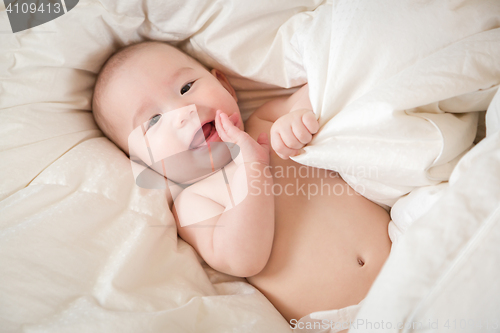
[167,160,239,203]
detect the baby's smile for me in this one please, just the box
[190,120,218,149]
[190,112,241,150]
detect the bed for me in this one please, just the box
[1,0,499,332]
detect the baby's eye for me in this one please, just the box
[180,81,194,95]
[147,114,161,130]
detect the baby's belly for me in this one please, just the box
[246,158,391,323]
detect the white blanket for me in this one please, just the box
[352,85,500,333]
[1,0,500,332]
[290,1,500,207]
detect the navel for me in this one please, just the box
[357,257,365,267]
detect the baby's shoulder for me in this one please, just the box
[246,84,311,126]
[247,95,290,124]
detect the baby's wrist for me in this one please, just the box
[236,161,271,176]
[237,160,269,170]
[289,108,313,115]
[233,151,270,169]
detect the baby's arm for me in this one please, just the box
[173,112,274,278]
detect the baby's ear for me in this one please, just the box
[211,69,238,102]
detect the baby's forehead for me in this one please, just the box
[106,44,195,108]
[125,43,188,70]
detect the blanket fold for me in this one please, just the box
[291,1,500,206]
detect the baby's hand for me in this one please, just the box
[215,110,270,166]
[270,109,319,159]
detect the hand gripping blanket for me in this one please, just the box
[289,0,500,207]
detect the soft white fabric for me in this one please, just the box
[2,0,500,333]
[291,0,500,207]
[388,183,448,248]
[293,301,363,333]
[351,81,500,333]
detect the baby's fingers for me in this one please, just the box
[214,111,229,141]
[278,124,304,150]
[215,111,242,143]
[271,131,300,159]
[302,111,320,134]
[292,120,313,145]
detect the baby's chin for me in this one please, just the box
[177,168,220,185]
[165,139,238,186]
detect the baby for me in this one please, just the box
[92,41,392,325]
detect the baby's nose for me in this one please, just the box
[174,105,198,128]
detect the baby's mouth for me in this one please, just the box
[190,121,217,149]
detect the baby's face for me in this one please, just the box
[102,44,243,174]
